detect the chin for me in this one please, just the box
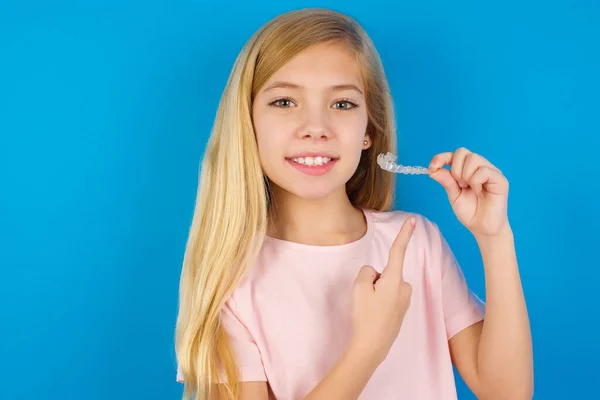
[291,188,336,201]
[271,179,343,202]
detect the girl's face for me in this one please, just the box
[252,41,370,201]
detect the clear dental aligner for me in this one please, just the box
[377,152,431,175]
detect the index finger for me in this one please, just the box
[429,150,497,172]
[428,152,455,171]
[380,216,416,282]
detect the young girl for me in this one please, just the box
[175,8,533,400]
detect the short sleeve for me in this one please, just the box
[423,217,485,340]
[175,298,267,383]
[218,299,268,381]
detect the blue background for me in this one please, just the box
[1,1,598,399]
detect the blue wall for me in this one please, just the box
[1,1,598,399]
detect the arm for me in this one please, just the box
[450,225,534,400]
[231,217,418,400]
[218,219,417,400]
[231,344,379,400]
[219,382,269,400]
[303,342,380,400]
[304,218,414,400]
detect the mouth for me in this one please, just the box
[286,155,338,167]
[285,154,339,176]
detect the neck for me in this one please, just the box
[267,186,366,246]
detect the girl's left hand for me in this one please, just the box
[428,148,510,237]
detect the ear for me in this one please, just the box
[363,134,372,150]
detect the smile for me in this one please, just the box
[286,156,339,176]
[290,156,334,166]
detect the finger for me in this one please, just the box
[429,168,461,203]
[461,153,479,185]
[467,165,484,195]
[462,153,497,184]
[354,265,380,292]
[380,216,416,282]
[468,166,508,196]
[429,150,466,187]
[428,151,454,171]
[450,147,472,188]
[430,148,476,188]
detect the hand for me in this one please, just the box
[350,216,416,365]
[428,147,510,237]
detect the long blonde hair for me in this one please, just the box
[175,7,398,399]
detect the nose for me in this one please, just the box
[297,105,331,140]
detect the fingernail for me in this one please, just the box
[410,217,416,226]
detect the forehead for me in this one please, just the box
[263,42,364,91]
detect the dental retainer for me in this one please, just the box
[377,152,430,175]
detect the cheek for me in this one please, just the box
[341,141,365,173]
[339,115,368,152]
[253,109,276,153]
[254,119,287,169]
[334,110,368,140]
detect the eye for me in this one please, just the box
[267,97,359,110]
[333,100,359,110]
[269,97,296,108]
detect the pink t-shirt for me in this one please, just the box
[177,209,485,399]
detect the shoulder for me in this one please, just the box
[366,208,456,279]
[365,208,450,267]
[221,237,279,313]
[366,208,442,244]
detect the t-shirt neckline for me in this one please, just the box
[263,208,374,253]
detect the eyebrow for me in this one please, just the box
[262,81,364,95]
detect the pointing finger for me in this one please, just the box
[380,216,416,282]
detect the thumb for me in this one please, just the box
[354,265,380,290]
[429,168,461,203]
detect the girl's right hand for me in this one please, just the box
[350,215,416,365]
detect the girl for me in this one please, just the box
[175,8,533,400]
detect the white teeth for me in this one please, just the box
[292,156,333,166]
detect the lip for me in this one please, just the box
[286,152,339,159]
[286,157,338,176]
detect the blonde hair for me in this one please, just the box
[175,7,397,400]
